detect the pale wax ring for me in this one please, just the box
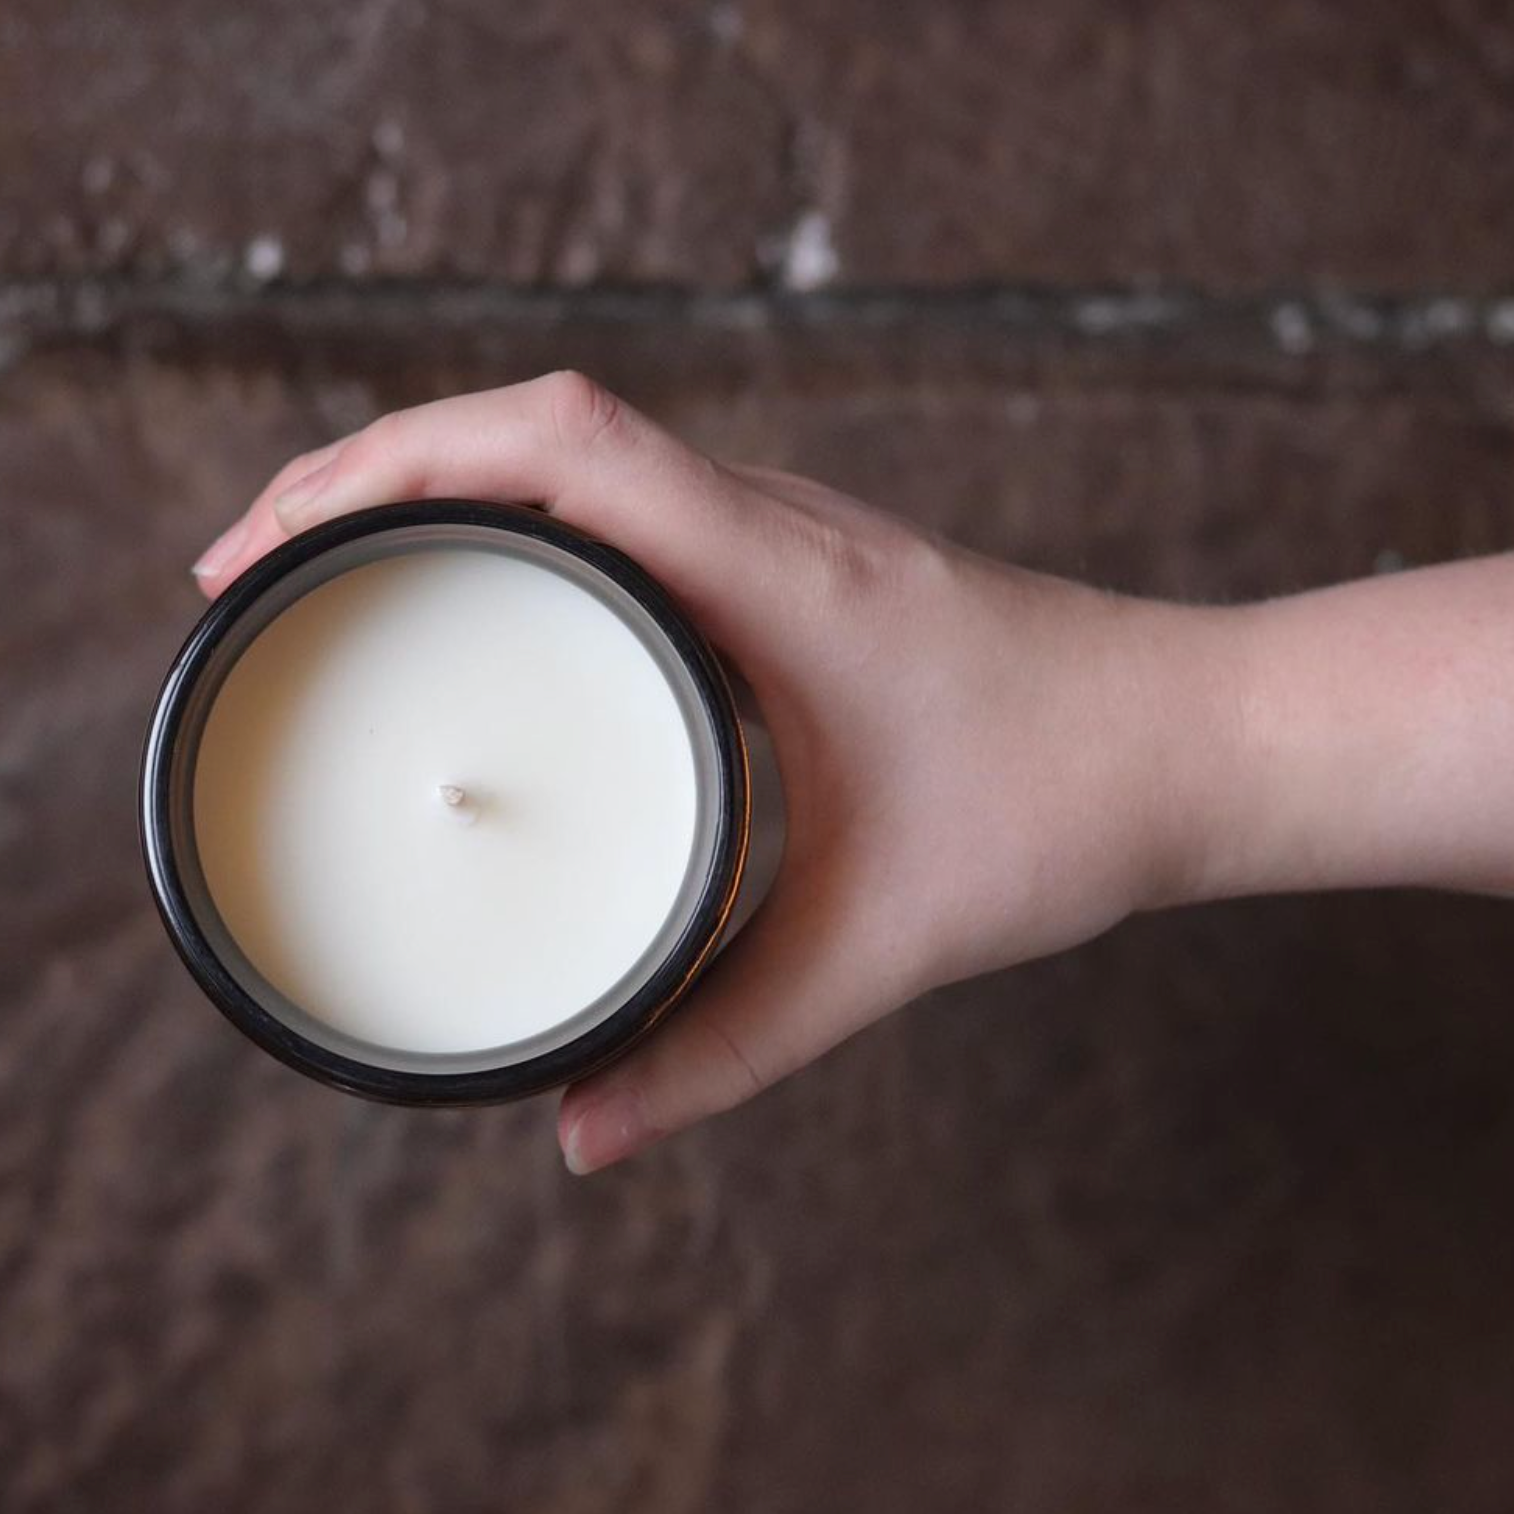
[140,500,782,1106]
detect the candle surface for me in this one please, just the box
[193,548,700,1055]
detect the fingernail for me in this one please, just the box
[191,516,250,580]
[273,457,338,530]
[562,1087,654,1176]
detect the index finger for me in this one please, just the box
[187,374,773,651]
[191,435,352,597]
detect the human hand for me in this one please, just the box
[192,373,1240,1171]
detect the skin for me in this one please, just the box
[193,372,1514,1173]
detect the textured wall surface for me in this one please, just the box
[4,4,1514,1511]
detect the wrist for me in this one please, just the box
[1168,562,1514,903]
[1134,560,1514,908]
[1104,596,1260,914]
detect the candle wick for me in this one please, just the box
[436,783,480,827]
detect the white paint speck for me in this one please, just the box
[708,1,743,44]
[74,283,108,332]
[376,211,408,249]
[1486,302,1514,345]
[1270,302,1315,355]
[81,156,115,195]
[244,235,285,282]
[560,238,601,283]
[98,218,130,257]
[1319,295,1384,343]
[373,118,405,158]
[1423,298,1473,338]
[366,169,399,214]
[1403,297,1473,348]
[1072,298,1122,336]
[364,169,408,249]
[780,209,838,291]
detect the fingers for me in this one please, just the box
[557,871,892,1174]
[192,437,351,597]
[194,373,788,649]
[271,373,686,532]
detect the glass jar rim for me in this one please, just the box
[140,499,750,1105]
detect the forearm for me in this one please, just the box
[1163,553,1514,906]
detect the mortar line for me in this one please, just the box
[3,276,1514,353]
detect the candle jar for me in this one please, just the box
[141,500,783,1105]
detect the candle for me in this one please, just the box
[194,545,702,1054]
[142,501,781,1104]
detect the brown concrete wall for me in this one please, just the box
[3,5,1514,1510]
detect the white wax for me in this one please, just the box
[193,549,700,1055]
